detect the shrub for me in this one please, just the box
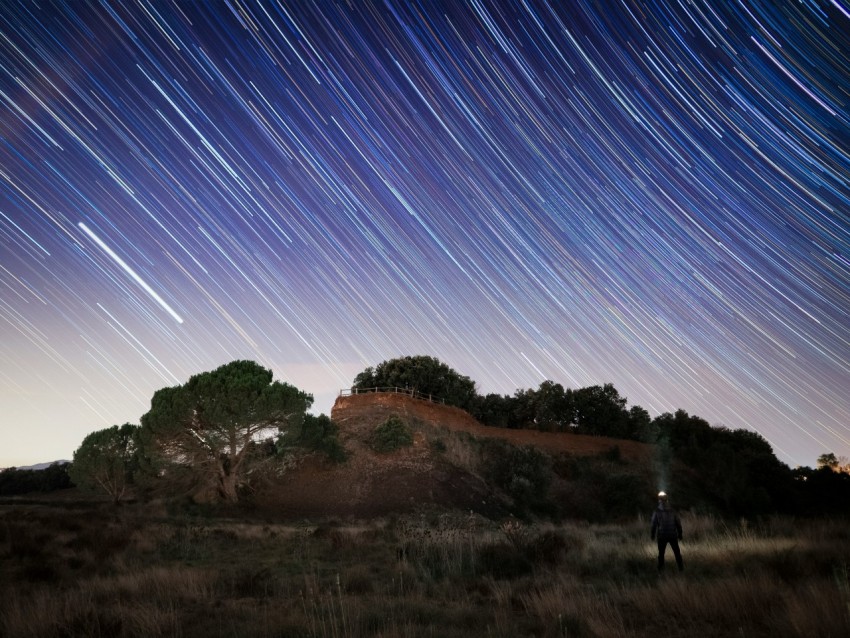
[552,454,653,521]
[482,441,552,513]
[280,413,346,462]
[372,416,414,453]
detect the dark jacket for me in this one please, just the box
[651,502,682,541]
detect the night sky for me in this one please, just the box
[2,1,848,468]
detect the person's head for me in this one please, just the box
[657,491,668,503]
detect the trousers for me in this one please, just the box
[657,537,684,572]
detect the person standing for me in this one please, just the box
[650,491,683,572]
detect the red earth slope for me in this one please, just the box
[332,392,652,462]
[256,392,651,518]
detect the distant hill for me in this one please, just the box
[2,460,70,471]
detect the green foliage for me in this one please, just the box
[627,405,656,442]
[429,438,447,452]
[503,381,575,431]
[280,413,346,462]
[0,462,72,496]
[473,381,576,432]
[554,454,654,521]
[49,352,830,518]
[817,452,839,470]
[530,380,574,431]
[654,409,714,457]
[353,360,802,517]
[353,355,477,410]
[69,423,138,504]
[475,380,636,439]
[472,392,515,428]
[138,360,312,503]
[572,383,629,437]
[482,440,552,513]
[372,415,413,453]
[652,410,797,515]
[509,388,535,428]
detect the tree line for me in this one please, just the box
[354,356,850,516]
[10,354,846,517]
[0,462,72,496]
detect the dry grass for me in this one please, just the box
[1,501,848,637]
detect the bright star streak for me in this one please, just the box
[78,222,184,324]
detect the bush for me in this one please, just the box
[281,414,346,462]
[482,441,552,513]
[552,454,653,521]
[372,416,414,453]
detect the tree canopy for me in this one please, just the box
[818,453,840,470]
[138,360,312,503]
[353,355,477,410]
[69,423,138,503]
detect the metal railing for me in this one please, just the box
[338,386,446,405]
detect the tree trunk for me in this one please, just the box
[219,470,239,503]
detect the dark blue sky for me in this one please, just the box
[1,1,848,467]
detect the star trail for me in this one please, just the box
[1,1,848,468]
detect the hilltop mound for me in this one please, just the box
[256,391,653,519]
[332,392,652,461]
[256,392,499,517]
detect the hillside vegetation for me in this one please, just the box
[249,390,655,520]
[7,355,849,519]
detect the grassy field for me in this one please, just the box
[1,499,848,637]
